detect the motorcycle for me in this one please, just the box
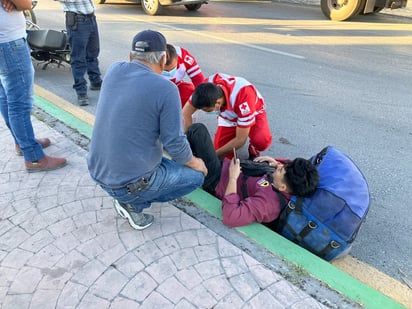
[23,0,37,25]
[25,1,71,70]
[26,27,71,70]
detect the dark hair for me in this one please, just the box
[165,44,177,66]
[191,83,223,109]
[284,158,319,196]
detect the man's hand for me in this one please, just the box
[1,0,16,12]
[254,156,278,167]
[224,158,240,195]
[228,157,241,181]
[186,156,208,177]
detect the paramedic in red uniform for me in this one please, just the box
[182,73,272,160]
[162,44,205,107]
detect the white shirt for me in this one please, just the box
[0,7,26,43]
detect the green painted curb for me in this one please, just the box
[34,95,93,139]
[185,189,406,309]
[34,93,405,309]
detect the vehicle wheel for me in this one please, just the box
[23,9,36,24]
[185,3,202,11]
[99,0,106,3]
[354,0,366,15]
[142,0,162,15]
[320,0,361,21]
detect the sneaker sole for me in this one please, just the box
[113,200,153,230]
[113,200,127,218]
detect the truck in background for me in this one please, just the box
[321,0,408,20]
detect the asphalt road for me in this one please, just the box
[31,0,412,284]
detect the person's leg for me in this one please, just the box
[0,82,17,144]
[248,114,272,157]
[0,39,44,162]
[66,18,89,97]
[137,158,204,207]
[100,158,203,229]
[177,82,195,107]
[86,16,102,87]
[186,123,222,193]
[214,125,237,159]
[108,158,203,212]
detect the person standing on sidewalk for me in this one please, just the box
[56,0,102,106]
[0,0,67,172]
[162,44,205,107]
[87,30,207,231]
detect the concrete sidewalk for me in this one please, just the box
[0,117,334,308]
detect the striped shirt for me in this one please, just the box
[58,0,95,15]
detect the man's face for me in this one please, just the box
[271,163,288,192]
[201,97,225,113]
[164,57,178,72]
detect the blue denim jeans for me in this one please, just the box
[66,14,102,95]
[0,38,45,162]
[100,157,204,213]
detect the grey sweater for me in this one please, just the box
[87,60,193,188]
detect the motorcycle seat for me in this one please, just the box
[27,29,67,51]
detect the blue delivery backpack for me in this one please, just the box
[276,146,370,261]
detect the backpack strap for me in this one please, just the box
[274,189,289,232]
[241,174,249,199]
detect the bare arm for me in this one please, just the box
[254,156,279,166]
[1,0,32,11]
[224,158,241,195]
[182,103,198,132]
[215,126,249,158]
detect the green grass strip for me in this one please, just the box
[34,95,93,139]
[185,189,406,309]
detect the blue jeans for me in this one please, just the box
[66,14,101,95]
[100,157,204,213]
[0,38,45,162]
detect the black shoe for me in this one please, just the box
[90,81,102,91]
[77,94,89,106]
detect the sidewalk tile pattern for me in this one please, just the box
[0,117,328,308]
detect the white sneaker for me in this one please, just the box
[113,199,154,230]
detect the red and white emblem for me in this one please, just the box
[239,102,250,115]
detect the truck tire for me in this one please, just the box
[321,0,361,21]
[142,0,162,15]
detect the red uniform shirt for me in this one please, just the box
[190,73,272,158]
[206,73,267,129]
[165,46,204,87]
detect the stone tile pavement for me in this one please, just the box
[0,116,328,308]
